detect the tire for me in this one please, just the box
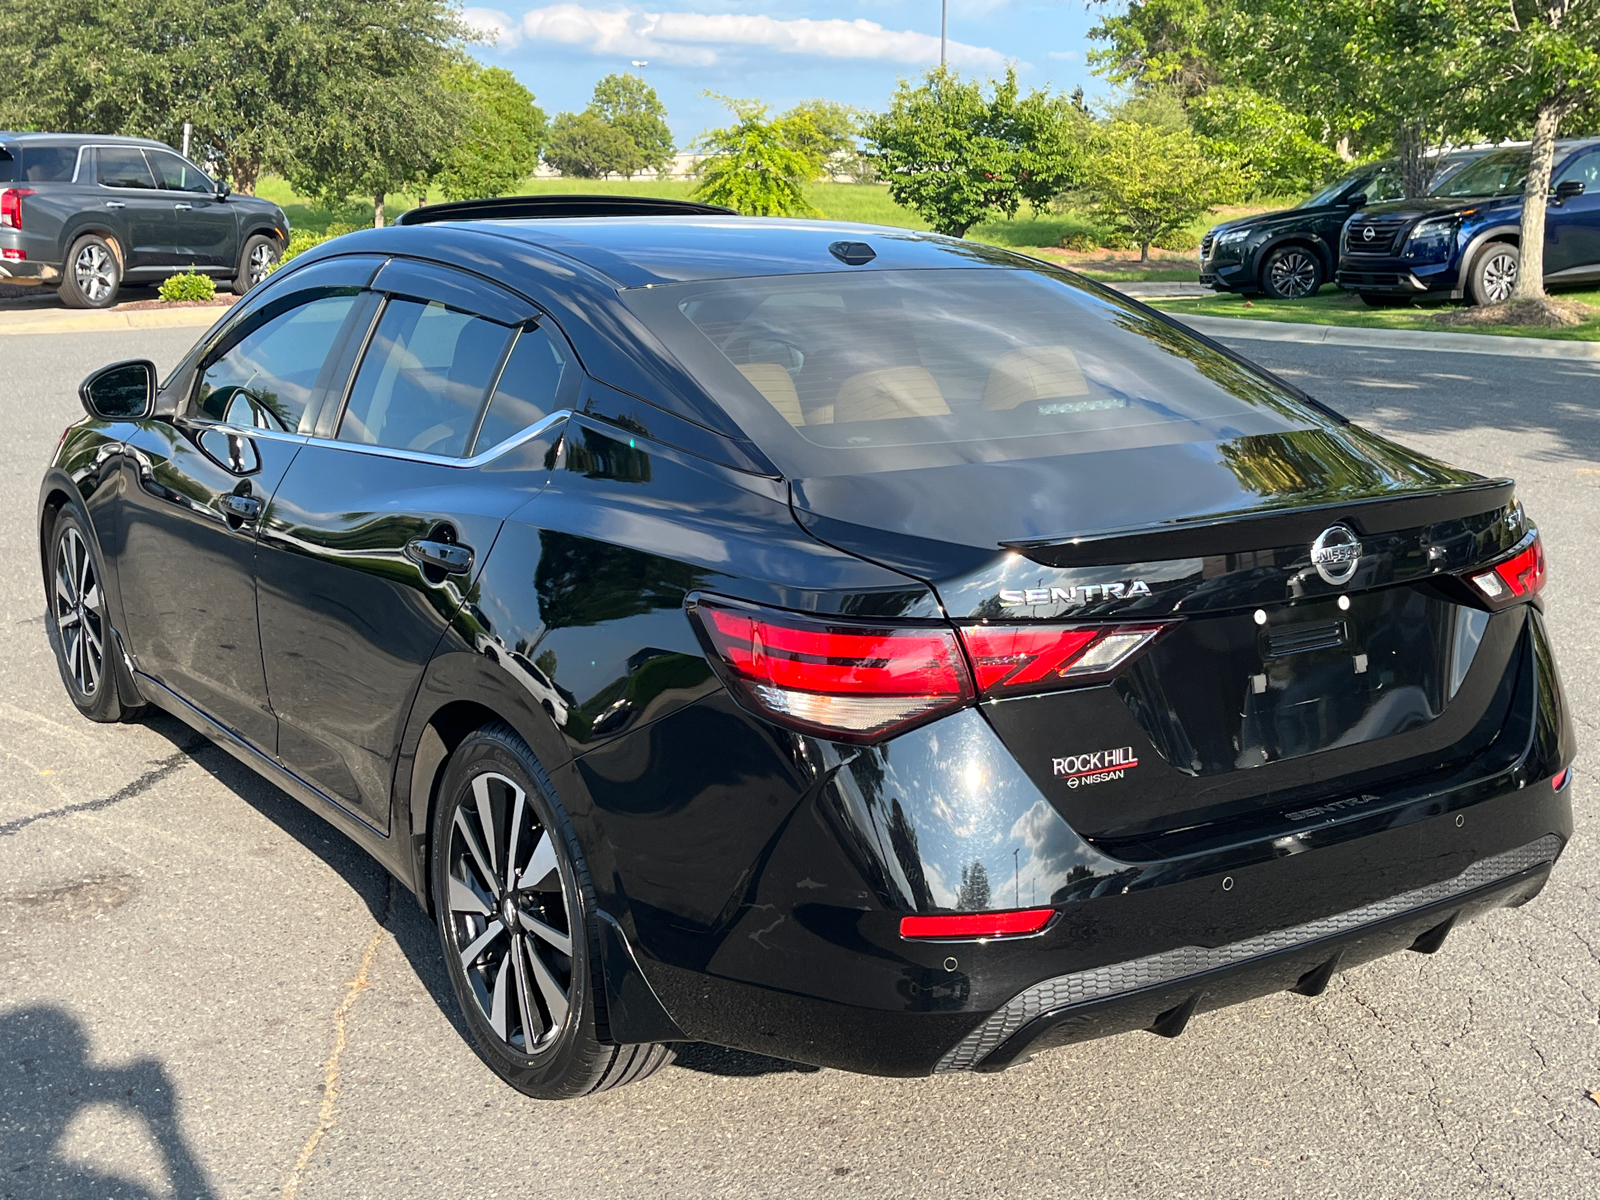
[1469,243,1520,306]
[1360,294,1408,308]
[429,723,673,1098]
[232,233,281,296]
[1260,246,1323,299]
[45,508,144,722]
[59,235,122,309]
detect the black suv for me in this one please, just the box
[0,133,289,308]
[1200,151,1486,299]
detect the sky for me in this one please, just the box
[460,0,1106,144]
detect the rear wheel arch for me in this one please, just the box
[39,485,76,595]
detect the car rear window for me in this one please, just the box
[622,266,1316,478]
[20,146,79,182]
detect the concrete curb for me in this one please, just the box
[0,305,231,337]
[1167,312,1600,361]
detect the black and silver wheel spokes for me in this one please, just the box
[54,527,104,696]
[1483,252,1518,304]
[248,243,275,285]
[1271,251,1317,298]
[75,244,116,303]
[447,771,574,1054]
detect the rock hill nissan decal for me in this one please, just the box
[1052,746,1139,787]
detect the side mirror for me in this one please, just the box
[1344,193,1368,208]
[80,360,157,420]
[216,180,232,200]
[1555,179,1585,202]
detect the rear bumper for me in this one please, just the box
[0,258,60,284]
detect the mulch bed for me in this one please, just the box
[1432,297,1592,328]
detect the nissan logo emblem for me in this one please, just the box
[1362,225,1376,241]
[1311,524,1362,586]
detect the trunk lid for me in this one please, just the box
[791,428,1529,857]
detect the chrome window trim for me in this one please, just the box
[181,420,310,448]
[299,409,571,468]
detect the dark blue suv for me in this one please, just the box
[1337,140,1600,305]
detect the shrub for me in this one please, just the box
[158,270,216,302]
[1059,230,1099,252]
[1080,121,1244,261]
[1155,228,1201,253]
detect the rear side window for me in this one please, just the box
[197,293,359,431]
[337,298,512,457]
[472,326,569,453]
[625,267,1315,478]
[96,147,156,189]
[145,149,213,193]
[20,146,79,182]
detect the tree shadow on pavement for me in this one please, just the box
[0,1005,217,1200]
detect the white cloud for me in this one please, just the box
[1047,49,1078,61]
[467,3,1008,69]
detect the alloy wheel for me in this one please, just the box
[74,244,117,304]
[1268,251,1318,298]
[248,243,275,285]
[1481,252,1518,304]
[54,526,104,696]
[445,771,575,1055]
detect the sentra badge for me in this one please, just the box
[1000,580,1151,607]
[1052,746,1138,787]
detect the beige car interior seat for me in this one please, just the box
[983,346,1090,410]
[735,362,806,427]
[833,366,950,424]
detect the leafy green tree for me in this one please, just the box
[1472,0,1600,303]
[863,67,1089,237]
[544,110,644,179]
[1189,85,1341,195]
[692,98,823,217]
[1081,121,1243,260]
[1086,0,1218,98]
[435,62,546,201]
[0,0,330,194]
[587,73,674,178]
[779,99,863,176]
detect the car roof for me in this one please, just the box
[439,216,1020,287]
[0,132,171,150]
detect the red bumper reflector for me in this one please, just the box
[900,908,1055,940]
[1553,766,1572,792]
[1,248,24,261]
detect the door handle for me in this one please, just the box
[104,201,126,209]
[174,203,192,211]
[222,493,262,521]
[406,538,473,575]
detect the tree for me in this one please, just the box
[1189,85,1342,196]
[691,97,824,217]
[956,862,992,910]
[863,67,1089,238]
[1086,0,1218,98]
[0,0,328,194]
[587,73,674,178]
[544,111,644,179]
[435,62,546,201]
[1473,0,1600,305]
[779,100,863,178]
[1081,121,1243,260]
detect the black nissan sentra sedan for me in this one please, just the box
[40,196,1574,1098]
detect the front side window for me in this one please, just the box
[625,267,1316,478]
[96,147,156,190]
[1363,164,1405,203]
[337,298,513,457]
[1300,168,1370,209]
[196,293,359,432]
[145,149,213,194]
[1555,150,1600,189]
[1435,149,1532,198]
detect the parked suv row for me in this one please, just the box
[0,132,289,308]
[1337,139,1600,305]
[1199,151,1487,299]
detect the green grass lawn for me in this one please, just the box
[1152,288,1600,342]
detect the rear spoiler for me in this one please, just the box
[1003,478,1515,568]
[395,195,735,226]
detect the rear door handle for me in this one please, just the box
[406,538,473,575]
[174,203,192,211]
[222,493,262,521]
[104,201,126,209]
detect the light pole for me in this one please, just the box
[940,0,946,68]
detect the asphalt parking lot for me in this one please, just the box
[2,322,1596,1200]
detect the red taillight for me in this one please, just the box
[689,594,1170,742]
[0,187,33,230]
[1470,533,1545,606]
[689,596,974,743]
[900,908,1055,940]
[959,623,1166,697]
